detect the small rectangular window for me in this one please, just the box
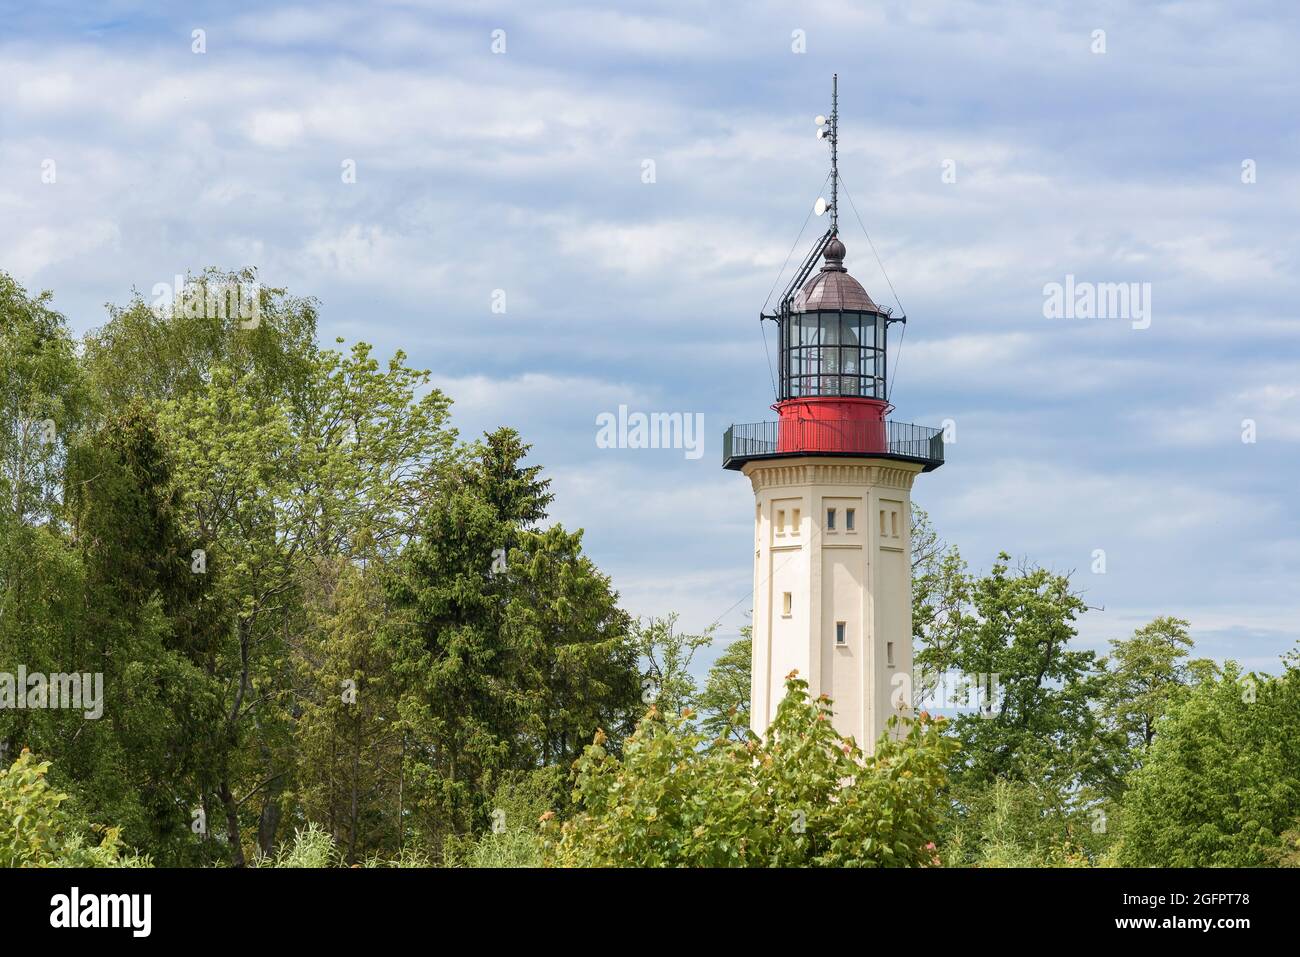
[845,508,855,531]
[879,509,887,535]
[886,641,895,667]
[826,508,836,530]
[792,508,801,534]
[782,592,792,617]
[776,509,785,534]
[835,621,846,645]
[891,510,899,537]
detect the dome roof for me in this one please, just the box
[792,238,881,313]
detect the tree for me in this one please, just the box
[293,556,406,864]
[503,524,640,768]
[698,628,751,741]
[62,406,225,864]
[1116,662,1300,866]
[385,429,639,847]
[629,613,714,719]
[544,675,957,867]
[1100,616,1198,762]
[0,271,85,529]
[0,750,149,867]
[928,553,1114,794]
[82,274,455,864]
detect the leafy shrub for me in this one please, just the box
[1116,663,1300,866]
[942,777,1104,867]
[544,675,957,867]
[442,768,558,868]
[259,823,340,868]
[0,749,150,867]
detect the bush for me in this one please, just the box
[1116,664,1300,866]
[442,768,558,868]
[544,675,957,867]
[0,749,150,867]
[942,777,1104,867]
[258,823,340,868]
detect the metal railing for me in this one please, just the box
[722,419,945,470]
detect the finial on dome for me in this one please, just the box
[822,236,847,271]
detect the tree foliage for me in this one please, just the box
[544,675,957,867]
[1116,661,1300,866]
[0,750,148,867]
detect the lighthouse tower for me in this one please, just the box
[722,76,944,751]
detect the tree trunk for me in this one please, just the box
[218,778,245,867]
[257,779,284,858]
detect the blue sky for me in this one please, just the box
[2,0,1297,676]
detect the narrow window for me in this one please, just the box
[891,510,899,538]
[782,592,792,617]
[886,641,895,667]
[835,621,846,646]
[776,509,785,534]
[791,508,801,534]
[826,508,836,530]
[879,509,887,535]
[845,508,855,531]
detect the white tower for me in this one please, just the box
[723,76,944,751]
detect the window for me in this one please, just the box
[782,592,792,617]
[781,311,886,400]
[845,508,855,531]
[826,508,836,530]
[891,510,899,538]
[835,621,847,646]
[886,641,895,667]
[776,509,785,534]
[791,508,801,534]
[879,509,887,535]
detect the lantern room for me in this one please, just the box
[780,236,887,401]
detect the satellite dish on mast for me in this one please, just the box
[814,115,826,125]
[814,197,828,216]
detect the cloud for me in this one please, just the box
[1,0,1297,663]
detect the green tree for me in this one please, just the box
[0,271,85,528]
[545,675,957,867]
[82,274,455,864]
[0,750,149,867]
[933,554,1113,794]
[62,406,225,864]
[293,556,406,864]
[385,429,638,847]
[1117,662,1300,866]
[630,613,714,719]
[1100,616,1196,756]
[698,628,751,741]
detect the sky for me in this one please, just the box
[1,0,1297,678]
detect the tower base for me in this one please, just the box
[742,455,923,752]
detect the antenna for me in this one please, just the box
[812,76,839,228]
[763,75,843,325]
[829,72,839,231]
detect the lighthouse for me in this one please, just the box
[722,76,944,751]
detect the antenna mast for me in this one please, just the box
[829,72,838,232]
[759,75,842,324]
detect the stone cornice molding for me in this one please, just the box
[743,457,922,493]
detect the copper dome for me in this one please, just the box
[791,238,880,313]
